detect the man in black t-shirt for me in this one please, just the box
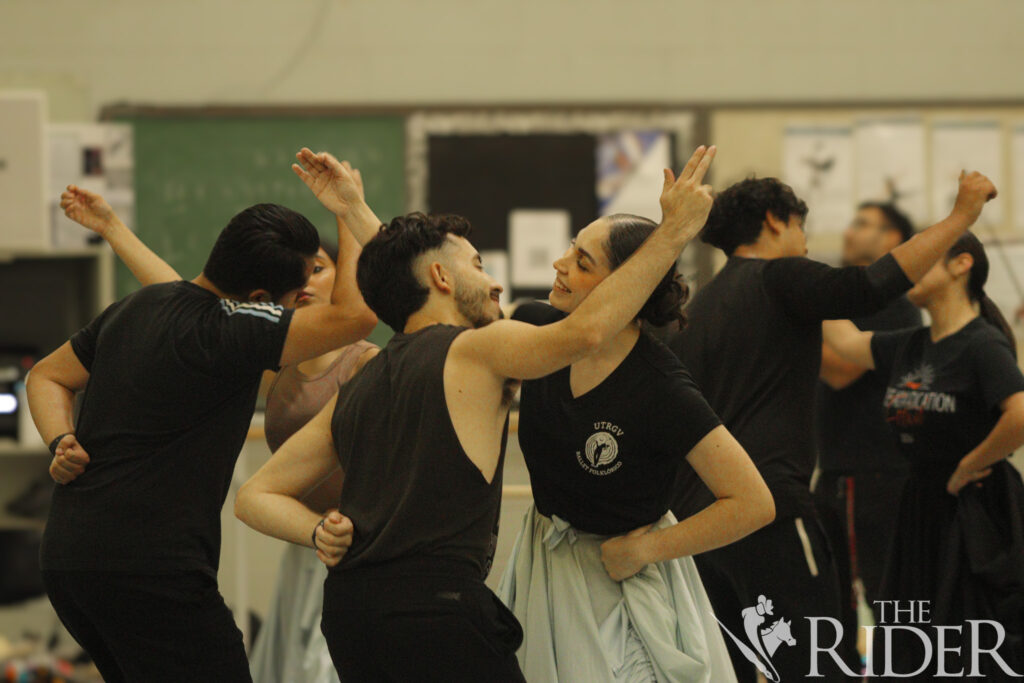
[669,171,997,681]
[27,199,377,682]
[815,203,921,639]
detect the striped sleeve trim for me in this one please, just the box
[219,299,285,323]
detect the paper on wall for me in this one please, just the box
[782,125,854,235]
[931,121,1003,228]
[1012,126,1024,232]
[855,119,928,227]
[509,209,570,289]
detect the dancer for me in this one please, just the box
[27,174,377,682]
[234,146,718,681]
[815,202,920,653]
[823,231,1024,677]
[497,211,774,682]
[668,171,998,681]
[52,184,377,683]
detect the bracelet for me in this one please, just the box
[48,432,73,456]
[312,517,326,552]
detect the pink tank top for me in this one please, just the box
[264,340,377,453]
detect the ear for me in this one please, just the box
[880,230,902,253]
[427,261,454,295]
[949,252,974,278]
[763,211,787,236]
[247,289,272,303]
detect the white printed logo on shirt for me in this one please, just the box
[577,422,624,476]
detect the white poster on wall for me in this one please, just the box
[509,209,570,289]
[931,121,1003,228]
[0,91,48,250]
[596,130,671,222]
[782,125,854,235]
[855,118,928,227]
[1012,126,1024,232]
[48,123,135,249]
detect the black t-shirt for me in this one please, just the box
[513,302,721,535]
[669,253,912,520]
[41,281,293,575]
[871,317,1024,476]
[816,296,922,473]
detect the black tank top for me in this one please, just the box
[330,323,507,577]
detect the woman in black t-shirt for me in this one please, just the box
[824,233,1024,677]
[497,213,776,682]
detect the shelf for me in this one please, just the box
[0,442,48,457]
[0,513,45,531]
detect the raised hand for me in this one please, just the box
[49,434,90,485]
[659,145,717,243]
[951,170,998,227]
[60,185,121,236]
[312,510,355,567]
[292,148,365,217]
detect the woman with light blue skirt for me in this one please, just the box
[499,210,777,682]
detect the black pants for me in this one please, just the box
[42,570,250,683]
[321,558,524,683]
[813,469,907,627]
[695,515,856,682]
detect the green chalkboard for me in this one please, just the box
[117,115,406,344]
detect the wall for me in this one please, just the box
[2,0,1023,121]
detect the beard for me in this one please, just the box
[454,278,496,329]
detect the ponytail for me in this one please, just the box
[947,233,1017,356]
[980,294,1017,359]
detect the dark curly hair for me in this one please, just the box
[603,213,689,327]
[858,201,915,242]
[701,177,809,255]
[356,212,472,331]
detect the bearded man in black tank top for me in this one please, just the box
[236,146,720,681]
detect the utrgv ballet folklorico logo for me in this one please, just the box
[714,597,1022,680]
[576,422,624,475]
[714,595,795,682]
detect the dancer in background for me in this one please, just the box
[668,170,997,681]
[53,183,378,683]
[815,202,920,654]
[824,231,1024,677]
[498,209,773,683]
[28,170,376,682]
[234,146,718,681]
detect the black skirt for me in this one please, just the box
[871,460,1024,680]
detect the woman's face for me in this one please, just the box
[549,218,614,314]
[294,248,337,308]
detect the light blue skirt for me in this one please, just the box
[497,505,738,683]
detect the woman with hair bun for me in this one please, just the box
[497,213,776,682]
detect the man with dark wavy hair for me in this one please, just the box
[235,146,719,681]
[668,173,997,681]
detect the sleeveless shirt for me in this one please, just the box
[330,324,507,577]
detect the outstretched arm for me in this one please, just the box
[822,320,876,369]
[889,171,996,282]
[235,395,353,567]
[820,342,869,389]
[278,151,378,367]
[600,426,775,580]
[453,146,718,381]
[60,185,181,286]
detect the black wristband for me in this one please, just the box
[49,432,73,456]
[312,517,326,552]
